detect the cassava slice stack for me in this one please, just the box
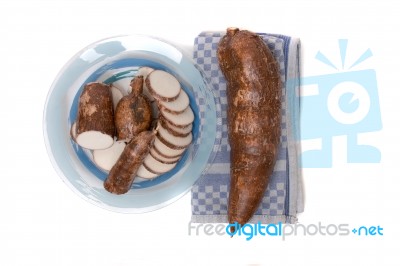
[218,28,281,227]
[137,70,194,178]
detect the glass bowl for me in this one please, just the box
[43,35,221,213]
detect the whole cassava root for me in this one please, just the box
[218,28,281,226]
[104,130,156,194]
[75,82,115,150]
[114,76,152,142]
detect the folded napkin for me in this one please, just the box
[191,31,303,224]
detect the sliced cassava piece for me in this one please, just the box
[142,152,177,175]
[157,122,193,149]
[70,122,77,142]
[160,106,194,128]
[153,136,186,158]
[93,141,126,171]
[137,66,155,77]
[146,70,181,102]
[159,116,192,137]
[75,82,115,150]
[114,76,152,142]
[110,85,124,111]
[150,147,181,164]
[136,164,159,179]
[158,89,190,114]
[104,131,156,195]
[112,77,131,95]
[137,66,155,101]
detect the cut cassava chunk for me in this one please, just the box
[153,136,186,158]
[157,122,193,149]
[114,76,152,142]
[150,147,181,164]
[218,28,281,226]
[159,116,192,137]
[104,131,155,194]
[146,70,181,102]
[93,141,126,171]
[137,66,155,101]
[158,89,189,114]
[136,164,159,179]
[142,153,177,175]
[75,82,115,150]
[160,106,194,128]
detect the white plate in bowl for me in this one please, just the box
[43,35,221,213]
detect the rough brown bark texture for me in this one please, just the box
[104,131,155,194]
[76,82,115,137]
[114,76,152,142]
[217,28,281,225]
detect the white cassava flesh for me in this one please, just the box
[137,66,154,77]
[161,106,194,127]
[143,153,177,174]
[150,148,181,164]
[157,123,193,149]
[137,164,159,179]
[93,141,126,171]
[112,78,131,95]
[111,86,124,110]
[146,70,180,101]
[158,89,189,114]
[153,136,186,158]
[75,131,114,150]
[160,117,192,137]
[137,67,155,101]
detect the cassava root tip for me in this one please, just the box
[227,27,239,36]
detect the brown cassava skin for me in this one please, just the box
[156,126,191,150]
[76,82,115,138]
[114,76,152,142]
[218,28,281,225]
[104,131,155,194]
[159,116,191,138]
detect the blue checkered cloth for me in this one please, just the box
[191,32,303,224]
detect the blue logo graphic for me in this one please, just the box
[300,39,382,167]
[226,222,282,241]
[352,225,383,236]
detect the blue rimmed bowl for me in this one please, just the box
[43,35,220,213]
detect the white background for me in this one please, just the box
[1,0,399,265]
